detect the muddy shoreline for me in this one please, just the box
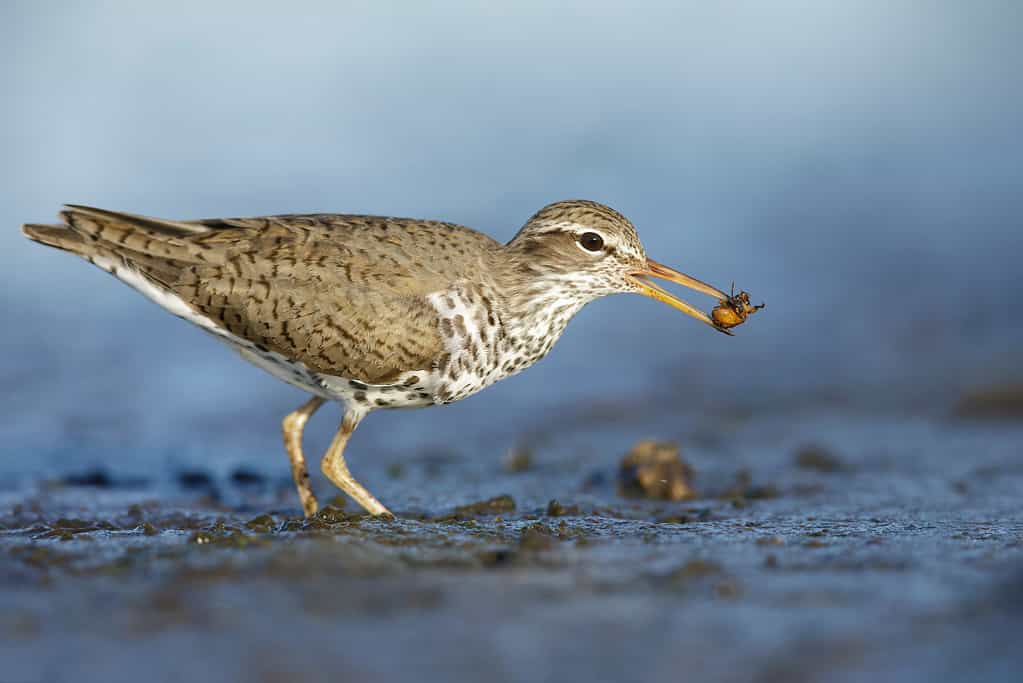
[3,401,1022,683]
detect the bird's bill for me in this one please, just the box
[629,259,733,335]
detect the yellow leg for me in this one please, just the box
[282,396,325,517]
[321,410,392,517]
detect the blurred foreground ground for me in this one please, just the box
[2,385,1022,683]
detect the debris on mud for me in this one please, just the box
[280,505,365,531]
[313,505,356,525]
[245,514,276,533]
[954,384,1023,420]
[458,494,516,516]
[33,517,114,541]
[187,519,274,548]
[433,495,517,521]
[794,444,848,472]
[618,440,696,501]
[545,499,580,517]
[1,394,1021,683]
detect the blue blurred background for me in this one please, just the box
[2,1,1021,480]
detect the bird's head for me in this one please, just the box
[506,199,732,333]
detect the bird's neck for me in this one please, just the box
[494,272,594,366]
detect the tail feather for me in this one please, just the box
[59,205,214,264]
[22,223,88,254]
[62,204,210,236]
[23,205,220,289]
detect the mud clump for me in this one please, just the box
[33,518,117,541]
[188,521,266,548]
[434,495,517,522]
[794,444,848,473]
[457,494,516,516]
[313,505,356,525]
[545,500,580,517]
[280,505,365,531]
[954,384,1023,420]
[245,514,276,533]
[618,440,696,501]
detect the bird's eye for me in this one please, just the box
[579,232,604,252]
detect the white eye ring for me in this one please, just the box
[576,231,605,254]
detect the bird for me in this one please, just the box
[22,200,739,517]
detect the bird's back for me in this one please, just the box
[23,206,504,386]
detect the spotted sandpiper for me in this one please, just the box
[23,200,755,516]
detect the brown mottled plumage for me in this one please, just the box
[23,200,744,516]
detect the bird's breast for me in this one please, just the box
[425,283,506,403]
[426,281,588,404]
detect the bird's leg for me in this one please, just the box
[282,396,325,517]
[321,409,392,517]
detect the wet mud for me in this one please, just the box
[2,393,1023,683]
